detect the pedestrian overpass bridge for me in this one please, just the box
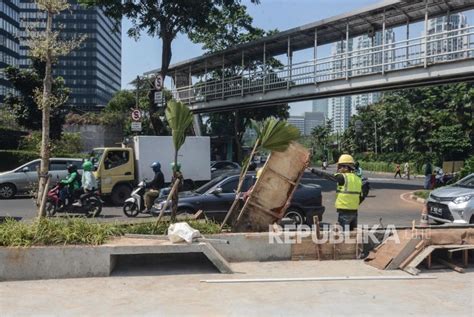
[145,0,474,114]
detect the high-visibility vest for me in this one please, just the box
[335,172,362,210]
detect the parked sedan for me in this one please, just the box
[152,173,325,225]
[210,161,240,179]
[0,158,83,199]
[427,173,474,224]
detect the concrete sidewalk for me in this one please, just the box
[1,260,472,316]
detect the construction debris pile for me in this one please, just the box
[365,228,474,275]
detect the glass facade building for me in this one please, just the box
[0,0,20,103]
[1,0,120,111]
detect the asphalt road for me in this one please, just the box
[0,168,426,227]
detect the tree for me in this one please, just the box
[341,83,473,165]
[25,0,85,217]
[189,2,289,163]
[310,119,332,159]
[165,100,193,221]
[4,61,69,140]
[79,0,259,135]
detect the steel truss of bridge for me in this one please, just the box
[144,0,474,113]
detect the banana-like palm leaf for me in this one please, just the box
[165,100,193,152]
[254,118,300,152]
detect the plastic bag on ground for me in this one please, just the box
[168,222,201,243]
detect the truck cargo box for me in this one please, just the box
[133,136,211,183]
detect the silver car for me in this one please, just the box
[427,173,474,225]
[0,158,83,199]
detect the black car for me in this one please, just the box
[210,161,241,179]
[152,173,325,225]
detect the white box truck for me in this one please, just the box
[91,136,211,205]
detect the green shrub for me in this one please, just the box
[19,131,83,155]
[413,190,431,200]
[0,128,28,150]
[0,150,39,172]
[0,218,222,247]
[458,155,474,179]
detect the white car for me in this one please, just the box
[0,158,83,199]
[427,173,474,224]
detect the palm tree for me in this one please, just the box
[221,117,300,228]
[165,99,193,221]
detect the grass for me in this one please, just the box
[413,190,431,200]
[0,217,222,247]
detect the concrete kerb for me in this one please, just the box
[409,193,427,204]
[0,229,420,281]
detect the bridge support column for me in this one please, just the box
[222,54,225,99]
[241,51,244,96]
[287,36,292,90]
[424,0,429,68]
[314,28,318,85]
[382,10,386,75]
[406,19,410,67]
[263,42,266,93]
[345,23,349,80]
[204,60,207,102]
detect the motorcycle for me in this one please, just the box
[46,183,102,218]
[362,176,370,198]
[123,181,148,217]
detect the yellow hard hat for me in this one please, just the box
[337,154,355,165]
[256,168,263,179]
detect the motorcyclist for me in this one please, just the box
[60,164,81,205]
[76,160,97,206]
[354,161,363,178]
[144,161,165,213]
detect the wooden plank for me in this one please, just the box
[435,257,465,273]
[385,237,422,270]
[402,246,436,275]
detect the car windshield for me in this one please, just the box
[194,175,227,194]
[90,149,104,168]
[454,174,474,188]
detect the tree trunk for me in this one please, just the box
[37,11,53,218]
[234,111,243,164]
[149,33,173,135]
[171,150,178,222]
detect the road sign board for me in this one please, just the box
[154,91,163,105]
[154,75,162,91]
[131,121,142,132]
[131,109,141,121]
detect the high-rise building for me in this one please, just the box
[1,0,121,111]
[327,29,395,133]
[328,96,351,133]
[304,112,325,136]
[312,99,328,119]
[426,13,468,62]
[287,116,305,135]
[0,0,20,103]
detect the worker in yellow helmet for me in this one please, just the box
[311,154,363,231]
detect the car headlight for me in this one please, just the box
[453,195,472,204]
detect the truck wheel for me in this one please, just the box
[111,184,131,206]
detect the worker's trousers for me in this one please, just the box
[337,210,358,231]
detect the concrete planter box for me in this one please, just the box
[0,233,294,281]
[0,231,374,281]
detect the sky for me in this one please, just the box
[119,0,472,116]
